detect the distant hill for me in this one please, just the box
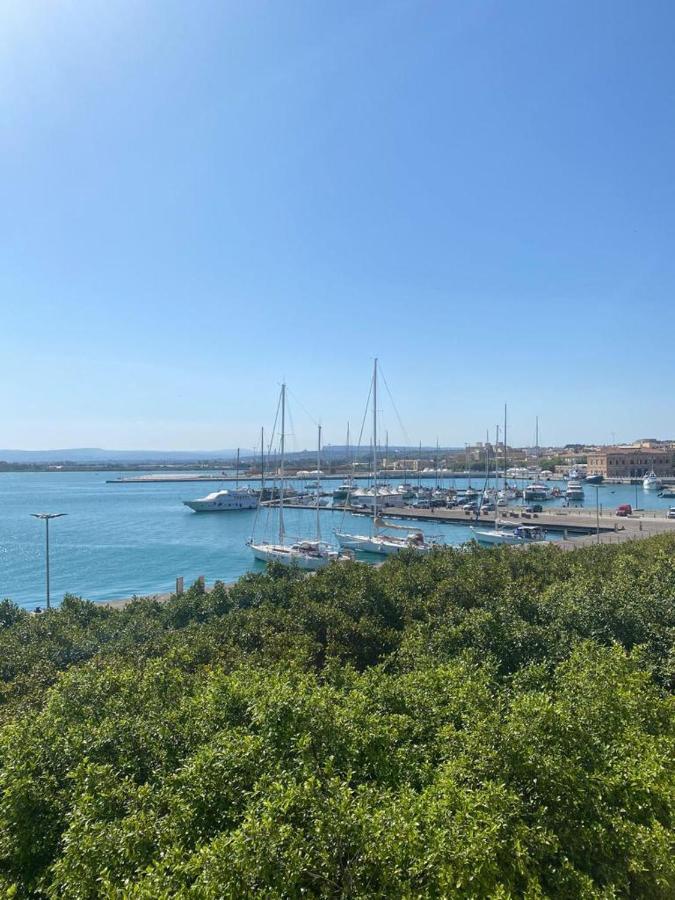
[0,446,466,465]
[0,449,246,464]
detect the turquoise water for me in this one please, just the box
[0,472,672,610]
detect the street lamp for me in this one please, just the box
[30,513,67,609]
[595,485,600,544]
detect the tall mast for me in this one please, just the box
[485,429,490,483]
[435,437,439,489]
[347,421,352,484]
[260,427,265,497]
[372,358,378,522]
[316,424,322,541]
[503,403,507,493]
[535,415,539,477]
[279,383,286,545]
[495,424,500,492]
[418,440,422,489]
[235,447,240,490]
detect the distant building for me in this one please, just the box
[587,447,675,478]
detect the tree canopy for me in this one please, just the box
[0,536,674,897]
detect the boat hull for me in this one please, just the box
[470,528,522,545]
[335,532,432,555]
[470,526,546,546]
[249,543,333,570]
[184,498,258,511]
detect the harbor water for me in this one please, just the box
[1,471,673,610]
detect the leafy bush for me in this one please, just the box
[0,536,674,896]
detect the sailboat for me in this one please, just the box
[335,359,438,556]
[248,386,351,570]
[523,416,551,502]
[332,422,355,502]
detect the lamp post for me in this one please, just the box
[31,513,67,609]
[595,485,600,544]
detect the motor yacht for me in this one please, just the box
[565,480,585,502]
[184,488,258,512]
[643,471,661,491]
[523,482,550,502]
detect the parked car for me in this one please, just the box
[462,501,479,512]
[413,500,431,509]
[667,506,675,519]
[616,504,632,517]
[523,504,543,513]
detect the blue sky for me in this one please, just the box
[2,0,674,451]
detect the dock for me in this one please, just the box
[269,501,675,537]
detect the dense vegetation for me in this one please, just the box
[1,536,674,897]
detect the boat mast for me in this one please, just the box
[235,448,240,490]
[260,427,265,498]
[535,415,539,478]
[316,424,322,542]
[279,383,286,545]
[485,430,490,484]
[503,403,507,493]
[495,424,500,493]
[347,421,352,486]
[418,441,422,490]
[372,358,378,526]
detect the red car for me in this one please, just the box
[615,504,632,517]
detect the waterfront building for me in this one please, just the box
[587,447,675,478]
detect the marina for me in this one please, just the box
[3,469,675,610]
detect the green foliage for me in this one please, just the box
[0,537,674,896]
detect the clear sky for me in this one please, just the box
[2,0,674,451]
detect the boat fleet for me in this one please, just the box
[179,363,672,566]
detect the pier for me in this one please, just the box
[268,501,675,537]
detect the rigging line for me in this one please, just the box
[379,364,411,447]
[286,386,320,429]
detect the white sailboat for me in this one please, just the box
[249,386,351,570]
[335,359,437,556]
[470,523,547,546]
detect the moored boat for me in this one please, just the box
[335,359,436,557]
[249,387,349,569]
[184,488,258,512]
[565,480,585,502]
[643,471,661,491]
[470,524,546,546]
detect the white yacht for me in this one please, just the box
[565,480,585,502]
[335,359,437,557]
[184,488,258,512]
[643,471,661,491]
[470,524,546,546]
[349,486,400,509]
[523,482,550,502]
